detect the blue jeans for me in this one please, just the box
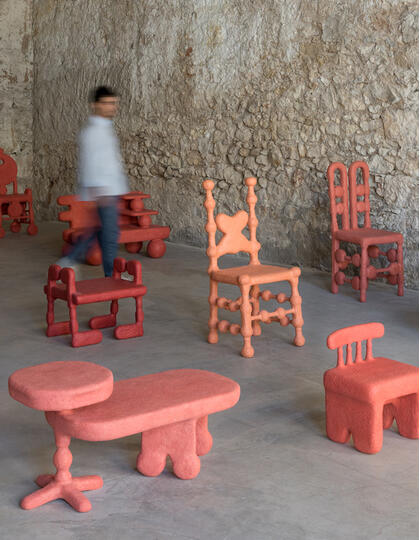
[68,197,119,277]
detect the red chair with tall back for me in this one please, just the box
[0,148,38,237]
[328,161,403,302]
[203,177,305,358]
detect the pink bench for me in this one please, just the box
[9,361,240,512]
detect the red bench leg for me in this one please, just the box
[20,428,102,513]
[90,300,118,329]
[137,418,201,480]
[196,416,213,456]
[114,296,144,339]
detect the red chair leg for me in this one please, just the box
[331,238,339,294]
[359,245,368,302]
[114,296,144,339]
[325,390,351,444]
[89,300,118,329]
[68,303,102,347]
[397,239,404,296]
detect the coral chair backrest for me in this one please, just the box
[327,322,384,367]
[58,195,100,230]
[327,162,350,233]
[0,148,18,195]
[203,177,261,273]
[348,161,371,229]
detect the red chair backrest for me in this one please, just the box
[349,161,371,229]
[0,148,18,195]
[327,162,350,233]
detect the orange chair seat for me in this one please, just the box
[335,227,403,246]
[211,264,297,285]
[324,357,419,402]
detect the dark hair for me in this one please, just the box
[90,86,117,103]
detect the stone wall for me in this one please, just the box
[0,0,33,186]
[32,0,418,287]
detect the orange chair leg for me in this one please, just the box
[239,280,254,358]
[290,276,305,346]
[208,279,219,344]
[250,285,261,336]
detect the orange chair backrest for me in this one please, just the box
[327,322,384,367]
[203,178,261,273]
[0,148,18,195]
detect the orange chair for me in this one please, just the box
[203,177,305,358]
[0,148,38,237]
[328,161,403,302]
[325,323,418,454]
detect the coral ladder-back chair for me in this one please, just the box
[203,177,304,358]
[0,148,38,237]
[328,161,403,302]
[324,323,418,454]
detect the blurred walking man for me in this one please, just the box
[57,86,128,276]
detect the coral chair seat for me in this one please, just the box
[203,177,304,358]
[211,264,296,285]
[44,257,146,347]
[328,161,403,302]
[9,361,240,512]
[0,148,38,237]
[324,323,418,454]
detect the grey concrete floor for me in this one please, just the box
[0,223,418,540]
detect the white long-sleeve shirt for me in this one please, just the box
[78,115,128,201]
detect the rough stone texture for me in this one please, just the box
[0,0,33,187]
[32,0,418,287]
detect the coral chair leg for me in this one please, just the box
[21,429,102,513]
[289,275,305,347]
[359,245,368,302]
[196,416,213,456]
[250,285,261,336]
[239,278,254,358]
[351,401,384,454]
[207,279,219,344]
[89,300,118,329]
[69,303,102,347]
[331,238,340,294]
[397,239,404,296]
[325,390,351,444]
[114,296,144,339]
[394,393,419,439]
[137,419,201,480]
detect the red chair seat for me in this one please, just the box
[335,228,403,246]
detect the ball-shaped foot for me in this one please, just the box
[86,246,102,266]
[241,344,255,358]
[147,239,166,258]
[294,334,305,347]
[172,454,201,480]
[125,241,143,253]
[27,223,38,236]
[10,221,21,233]
[207,330,219,344]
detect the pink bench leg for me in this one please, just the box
[137,418,201,479]
[21,428,102,512]
[196,416,213,456]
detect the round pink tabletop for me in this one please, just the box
[8,361,113,411]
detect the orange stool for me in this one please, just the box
[324,323,418,454]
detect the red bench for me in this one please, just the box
[58,191,170,264]
[45,257,147,347]
[8,361,240,512]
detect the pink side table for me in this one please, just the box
[9,361,114,512]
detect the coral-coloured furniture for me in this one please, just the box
[8,361,240,512]
[324,323,418,454]
[45,257,146,347]
[203,177,305,358]
[0,148,38,237]
[328,161,403,302]
[58,191,170,265]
